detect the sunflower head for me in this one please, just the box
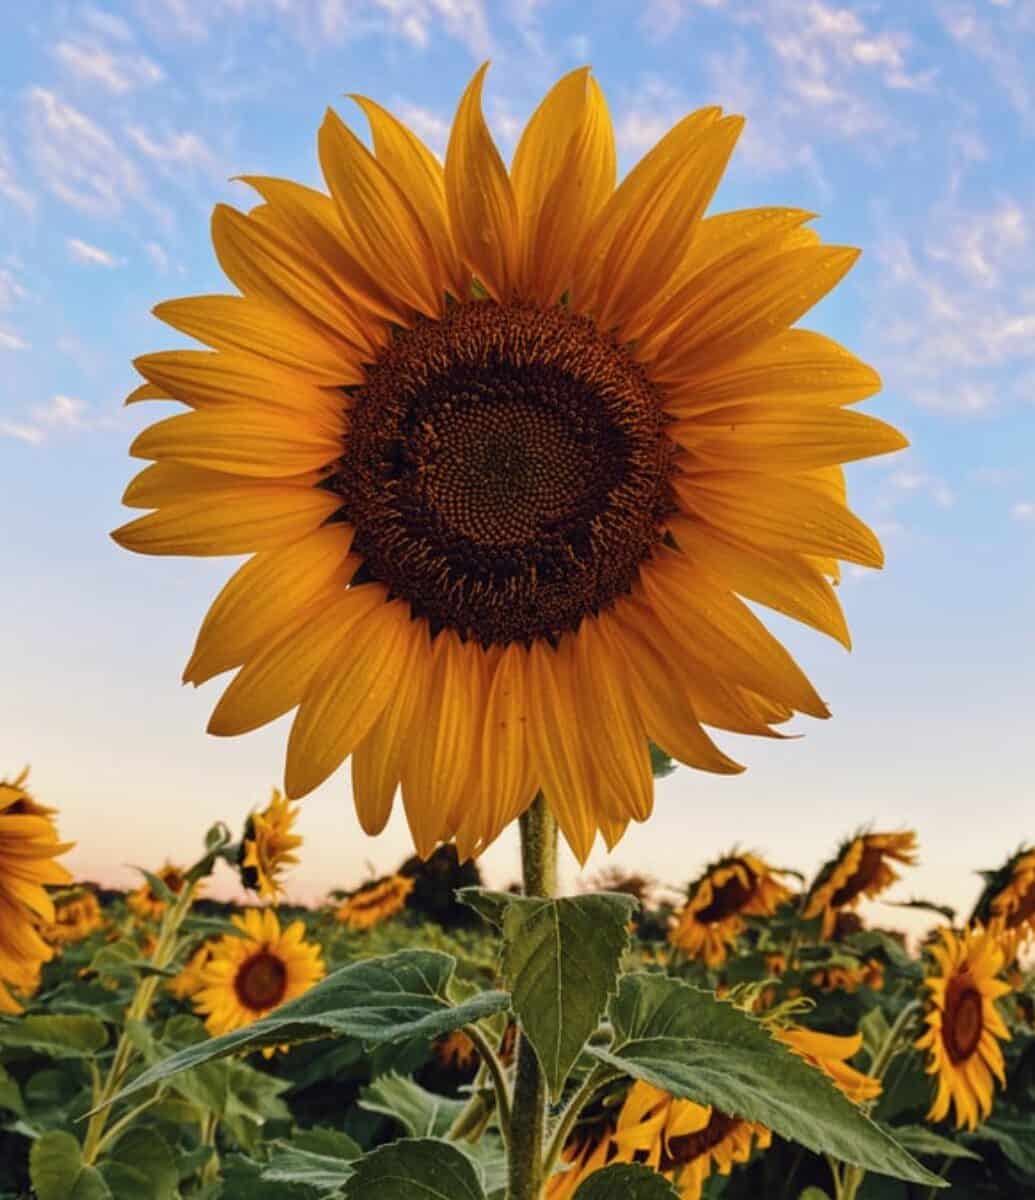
[238,787,303,902]
[114,66,905,864]
[805,830,918,938]
[669,851,792,968]
[42,891,105,945]
[1,768,73,1013]
[978,847,1035,944]
[193,908,324,1053]
[334,873,414,931]
[915,925,1011,1131]
[127,862,191,921]
[774,1025,881,1105]
[168,941,216,1001]
[433,1029,480,1074]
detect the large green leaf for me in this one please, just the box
[572,1163,680,1198]
[343,1139,486,1200]
[91,950,508,1112]
[455,888,516,930]
[590,974,944,1187]
[360,1073,465,1138]
[30,1131,113,1200]
[0,1062,25,1115]
[263,1129,361,1193]
[104,1128,179,1198]
[0,1015,108,1058]
[501,894,636,1099]
[886,1124,979,1161]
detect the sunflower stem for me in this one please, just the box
[507,794,558,1200]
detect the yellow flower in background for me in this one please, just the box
[168,942,216,1001]
[334,873,414,931]
[127,862,192,921]
[547,1113,618,1200]
[434,1029,480,1072]
[113,64,905,864]
[988,848,1035,943]
[669,853,792,967]
[805,831,917,938]
[775,1026,881,1105]
[916,926,1010,1131]
[239,787,303,901]
[41,891,105,945]
[193,908,324,1054]
[0,768,73,1013]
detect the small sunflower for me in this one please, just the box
[127,862,191,922]
[986,848,1035,943]
[915,926,1010,1130]
[774,1026,881,1104]
[0,769,73,1013]
[114,65,905,864]
[809,963,865,993]
[193,908,324,1053]
[434,1029,479,1072]
[168,941,216,1001]
[335,873,414,930]
[805,831,917,938]
[238,787,302,901]
[669,852,792,967]
[42,891,105,945]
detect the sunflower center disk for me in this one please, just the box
[697,868,758,923]
[235,951,288,1011]
[332,302,674,646]
[944,981,983,1063]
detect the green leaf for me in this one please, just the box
[456,888,516,929]
[360,1073,465,1138]
[797,1191,833,1200]
[0,1062,25,1115]
[590,974,944,1188]
[648,743,675,779]
[966,1117,1035,1176]
[0,1014,108,1058]
[343,1139,486,1200]
[859,1007,891,1063]
[92,950,508,1113]
[572,1162,680,1198]
[263,1129,361,1192]
[102,1128,179,1199]
[30,1131,113,1200]
[885,1124,979,1161]
[501,893,636,1099]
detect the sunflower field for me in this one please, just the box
[2,770,1033,1200]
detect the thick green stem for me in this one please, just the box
[507,796,558,1200]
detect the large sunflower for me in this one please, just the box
[805,831,917,938]
[669,852,792,967]
[238,787,302,901]
[334,872,414,930]
[127,861,191,921]
[915,926,1010,1130]
[113,66,905,862]
[0,769,74,1012]
[193,908,324,1052]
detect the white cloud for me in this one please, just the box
[0,419,45,444]
[390,102,451,159]
[67,237,121,267]
[940,4,1032,120]
[32,394,91,431]
[145,241,170,271]
[26,88,143,218]
[0,138,35,214]
[0,266,28,311]
[1011,501,1035,521]
[53,38,165,94]
[125,126,215,170]
[887,469,955,509]
[0,329,30,351]
[82,6,134,42]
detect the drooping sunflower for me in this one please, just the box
[0,769,74,1013]
[193,908,324,1052]
[127,862,192,921]
[984,847,1035,944]
[113,66,905,863]
[547,1103,621,1200]
[774,1026,881,1104]
[168,941,216,1001]
[238,787,303,901]
[916,926,1010,1130]
[434,1029,480,1073]
[334,872,414,930]
[669,852,792,967]
[41,891,105,945]
[805,831,917,938]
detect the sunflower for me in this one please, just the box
[127,862,192,921]
[809,963,865,993]
[669,853,792,967]
[547,1107,620,1200]
[113,66,905,863]
[434,1029,480,1072]
[238,787,303,901]
[987,848,1035,943]
[805,831,917,938]
[335,873,414,930]
[193,908,324,1053]
[168,941,216,1000]
[916,926,1011,1130]
[41,891,105,945]
[774,1026,881,1104]
[0,769,73,1013]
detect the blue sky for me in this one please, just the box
[1,1,1033,927]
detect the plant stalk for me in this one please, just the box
[506,795,558,1200]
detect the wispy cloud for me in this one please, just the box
[940,3,1033,122]
[67,236,121,267]
[0,265,29,311]
[0,137,35,214]
[144,240,169,271]
[53,37,165,94]
[1011,501,1035,522]
[0,419,45,444]
[390,101,451,158]
[0,395,94,445]
[0,329,30,352]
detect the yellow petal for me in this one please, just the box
[154,295,365,385]
[285,599,410,798]
[130,405,343,478]
[445,64,519,302]
[442,640,491,849]
[125,380,166,405]
[122,462,252,509]
[680,471,884,567]
[480,643,537,846]
[351,616,432,836]
[207,583,388,736]
[319,108,443,320]
[112,484,341,557]
[184,526,357,685]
